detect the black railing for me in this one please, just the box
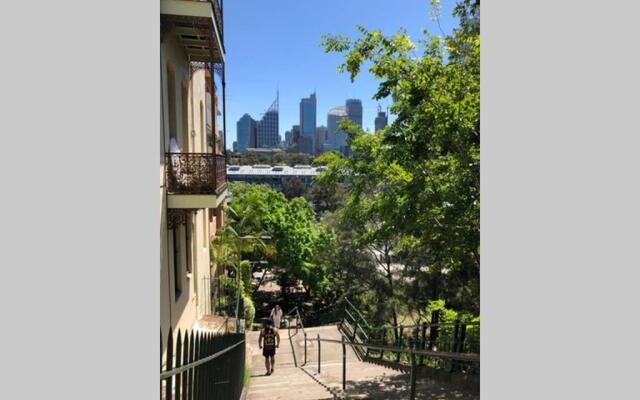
[161,328,245,400]
[283,302,480,400]
[165,153,227,195]
[211,0,224,49]
[339,300,480,374]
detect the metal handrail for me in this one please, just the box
[306,337,479,362]
[365,321,480,332]
[305,331,480,400]
[344,298,371,329]
[160,339,245,379]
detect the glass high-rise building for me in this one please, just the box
[236,113,256,153]
[299,93,317,154]
[374,106,388,132]
[327,105,348,153]
[315,125,327,154]
[256,95,279,148]
[345,99,363,128]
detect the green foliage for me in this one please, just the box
[281,177,307,200]
[227,182,337,297]
[319,0,480,321]
[242,293,255,329]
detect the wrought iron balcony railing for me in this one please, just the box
[166,153,226,195]
[211,0,224,49]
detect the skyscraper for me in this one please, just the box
[315,125,327,154]
[327,105,348,153]
[284,130,293,148]
[236,113,257,153]
[256,94,279,148]
[374,105,388,132]
[345,99,363,128]
[299,92,317,154]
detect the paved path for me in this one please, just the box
[245,327,335,400]
[245,324,478,399]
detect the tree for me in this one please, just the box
[320,0,480,316]
[307,152,347,214]
[281,177,306,200]
[226,182,337,301]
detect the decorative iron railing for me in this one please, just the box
[165,153,226,195]
[211,0,224,49]
[161,328,244,400]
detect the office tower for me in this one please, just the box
[298,135,314,154]
[345,99,363,128]
[256,94,279,148]
[315,125,327,154]
[284,130,293,148]
[327,105,348,152]
[374,105,388,132]
[236,113,257,153]
[292,125,301,147]
[299,92,317,154]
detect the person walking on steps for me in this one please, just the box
[258,318,280,375]
[270,304,283,328]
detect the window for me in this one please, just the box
[200,101,206,152]
[182,81,190,152]
[166,63,177,141]
[185,216,192,274]
[202,210,208,245]
[171,228,182,300]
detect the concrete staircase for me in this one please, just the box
[245,365,335,400]
[245,328,336,400]
[245,325,478,400]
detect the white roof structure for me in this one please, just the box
[226,165,326,177]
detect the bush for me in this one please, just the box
[242,294,255,329]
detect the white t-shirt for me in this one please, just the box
[270,308,283,327]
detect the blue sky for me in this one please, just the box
[223,0,459,149]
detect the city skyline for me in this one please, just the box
[235,94,368,155]
[223,0,458,150]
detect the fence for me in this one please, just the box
[283,304,479,400]
[340,300,480,373]
[305,335,479,400]
[161,328,245,400]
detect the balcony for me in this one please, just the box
[165,153,227,209]
[161,0,224,63]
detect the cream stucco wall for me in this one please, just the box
[160,30,225,344]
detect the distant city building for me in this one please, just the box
[227,164,326,191]
[298,135,314,155]
[374,105,388,132]
[291,125,301,150]
[232,141,238,152]
[284,130,293,147]
[299,93,317,154]
[236,113,257,153]
[327,105,348,154]
[345,99,363,128]
[315,125,327,154]
[256,94,280,148]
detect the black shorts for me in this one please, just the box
[263,348,276,358]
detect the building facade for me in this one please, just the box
[237,113,257,153]
[375,106,388,132]
[299,93,317,154]
[346,99,363,128]
[160,0,229,341]
[327,105,348,153]
[227,165,325,191]
[256,95,280,148]
[315,125,327,154]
